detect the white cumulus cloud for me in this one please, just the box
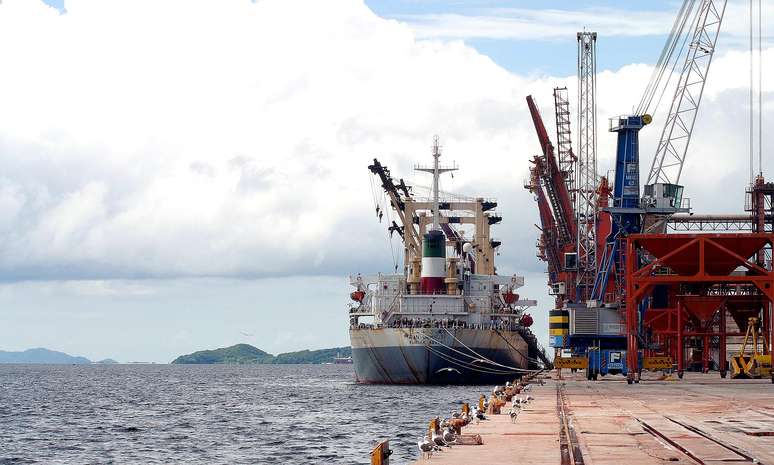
[0,0,769,287]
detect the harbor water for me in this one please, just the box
[0,364,486,465]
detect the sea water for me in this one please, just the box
[0,364,488,464]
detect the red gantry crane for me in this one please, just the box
[526,0,774,383]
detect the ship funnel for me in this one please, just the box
[420,229,446,294]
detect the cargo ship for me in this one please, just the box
[348,137,549,384]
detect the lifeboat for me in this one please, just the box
[502,291,519,305]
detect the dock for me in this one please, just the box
[410,372,774,465]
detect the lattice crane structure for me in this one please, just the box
[575,32,599,301]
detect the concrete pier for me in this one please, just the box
[412,372,774,464]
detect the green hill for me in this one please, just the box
[171,344,274,364]
[171,344,351,365]
[273,346,351,364]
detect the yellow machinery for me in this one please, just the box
[731,317,772,379]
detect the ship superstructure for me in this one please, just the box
[348,137,550,384]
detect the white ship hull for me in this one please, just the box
[350,326,532,384]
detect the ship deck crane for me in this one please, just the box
[369,158,419,274]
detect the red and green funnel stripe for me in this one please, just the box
[420,230,446,294]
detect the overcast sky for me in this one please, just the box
[0,0,770,362]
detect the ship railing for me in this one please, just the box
[349,306,375,315]
[350,323,378,330]
[377,292,402,324]
[384,318,472,329]
[409,189,482,204]
[365,319,525,332]
[397,294,465,315]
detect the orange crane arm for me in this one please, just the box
[526,95,577,246]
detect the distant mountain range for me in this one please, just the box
[0,348,106,364]
[171,344,352,365]
[0,345,352,365]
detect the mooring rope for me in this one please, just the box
[441,327,541,371]
[427,328,540,373]
[493,328,542,366]
[423,344,523,375]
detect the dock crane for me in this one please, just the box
[597,0,725,303]
[621,0,726,382]
[526,0,732,381]
[526,96,578,308]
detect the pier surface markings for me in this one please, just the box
[412,372,774,464]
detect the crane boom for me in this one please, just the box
[527,158,561,280]
[527,95,577,246]
[646,0,727,186]
[553,87,576,195]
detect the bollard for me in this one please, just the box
[370,440,392,465]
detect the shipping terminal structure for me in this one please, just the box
[348,137,551,384]
[528,2,774,383]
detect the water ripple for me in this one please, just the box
[0,364,486,464]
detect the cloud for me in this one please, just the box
[399,1,774,50]
[0,276,350,361]
[404,8,674,41]
[0,0,530,280]
[1,0,773,359]
[0,0,769,287]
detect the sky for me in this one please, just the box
[0,0,771,362]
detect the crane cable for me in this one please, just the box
[650,6,698,121]
[749,0,763,183]
[636,0,698,116]
[758,0,762,177]
[754,0,763,179]
[750,0,755,184]
[368,171,399,271]
[382,188,398,271]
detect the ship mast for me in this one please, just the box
[415,135,457,294]
[417,135,457,230]
[431,136,442,231]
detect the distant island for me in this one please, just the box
[171,344,352,365]
[0,348,94,364]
